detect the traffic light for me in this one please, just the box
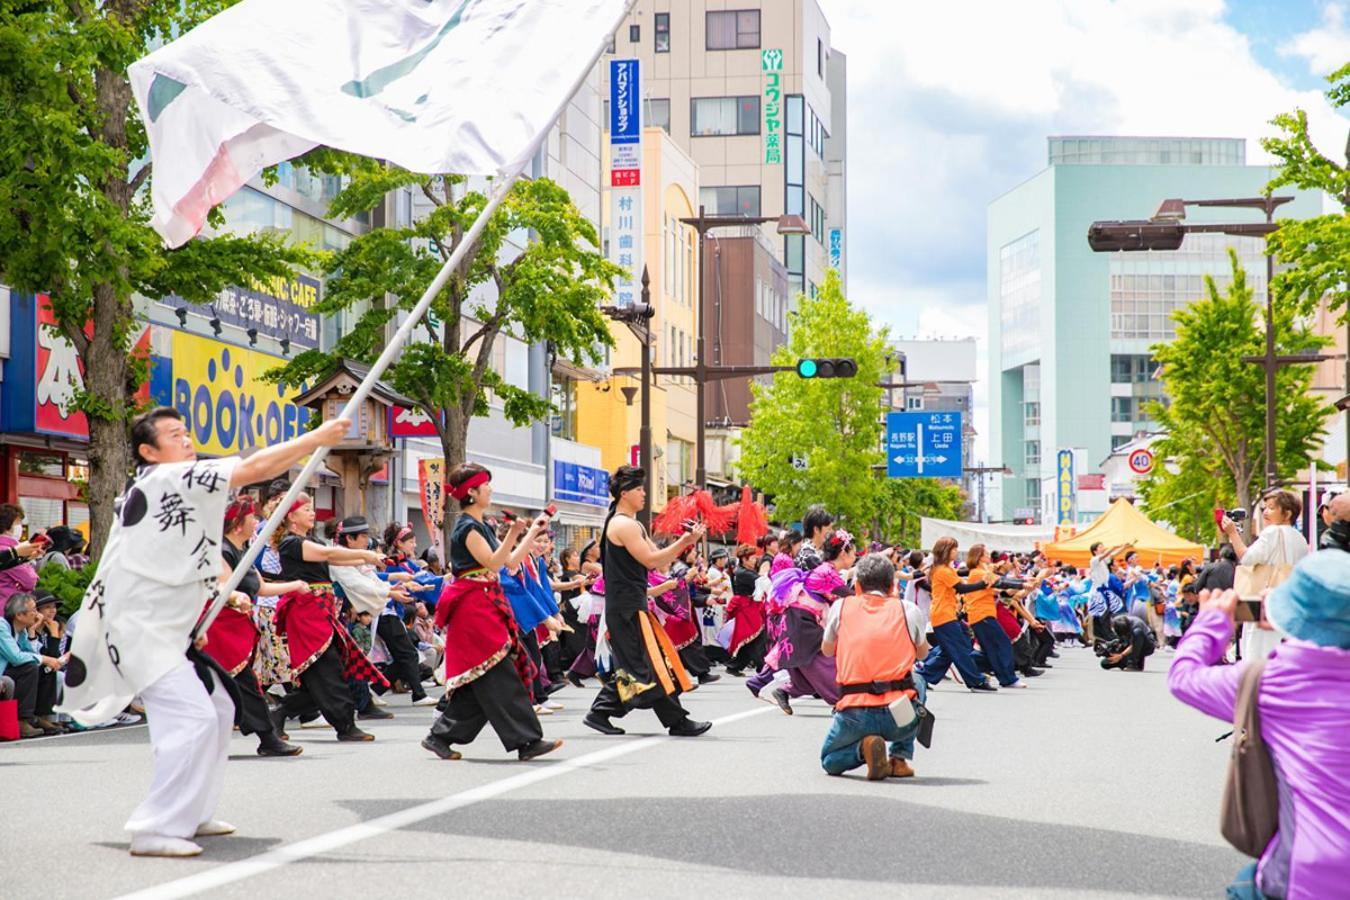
[1086,220,1185,252]
[795,357,858,379]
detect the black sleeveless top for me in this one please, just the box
[449,513,498,574]
[222,537,261,602]
[602,514,649,613]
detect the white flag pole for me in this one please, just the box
[197,0,636,637]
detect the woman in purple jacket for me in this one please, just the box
[1168,551,1350,900]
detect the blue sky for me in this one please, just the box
[823,0,1350,463]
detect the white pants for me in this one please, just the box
[125,660,233,839]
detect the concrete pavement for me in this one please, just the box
[4,643,1245,899]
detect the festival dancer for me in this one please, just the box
[269,495,389,743]
[500,529,564,712]
[913,537,997,692]
[565,541,604,687]
[665,545,718,684]
[422,463,562,762]
[59,406,351,857]
[583,466,711,738]
[776,529,856,708]
[962,544,1023,689]
[724,544,766,676]
[207,495,305,757]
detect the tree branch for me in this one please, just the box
[127,161,151,196]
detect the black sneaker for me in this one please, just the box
[337,726,375,742]
[518,738,563,761]
[421,735,462,760]
[582,714,625,736]
[668,718,712,737]
[969,681,999,693]
[1020,667,1044,677]
[256,733,303,757]
[358,707,394,720]
[697,672,721,685]
[566,673,586,689]
[770,687,794,715]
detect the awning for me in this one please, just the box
[920,518,1056,554]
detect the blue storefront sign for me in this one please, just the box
[554,460,610,508]
[886,411,963,479]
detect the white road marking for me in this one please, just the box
[116,705,773,900]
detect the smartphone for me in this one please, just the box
[544,504,557,518]
[31,533,50,548]
[1213,508,1225,527]
[499,508,517,523]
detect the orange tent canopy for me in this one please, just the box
[1040,498,1205,569]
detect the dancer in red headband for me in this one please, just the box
[422,463,563,762]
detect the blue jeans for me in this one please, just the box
[819,678,928,775]
[916,620,986,687]
[970,617,1019,686]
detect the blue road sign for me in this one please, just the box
[886,411,963,479]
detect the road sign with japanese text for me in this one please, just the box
[886,411,963,479]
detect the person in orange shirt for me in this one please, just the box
[913,537,997,692]
[819,553,931,779]
[963,544,1024,688]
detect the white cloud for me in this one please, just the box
[1280,2,1350,77]
[825,0,1349,469]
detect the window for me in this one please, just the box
[699,185,761,216]
[817,38,824,77]
[1025,479,1042,505]
[690,96,759,136]
[550,380,578,440]
[809,195,825,245]
[1024,401,1040,426]
[646,98,671,134]
[1111,396,1136,423]
[1112,435,1133,451]
[1025,441,1041,466]
[606,33,616,54]
[655,13,669,52]
[706,10,760,49]
[629,24,640,43]
[906,396,924,411]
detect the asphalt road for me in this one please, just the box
[4,643,1245,899]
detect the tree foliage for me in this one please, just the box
[266,159,619,535]
[1262,61,1350,320]
[0,0,309,557]
[1139,252,1331,542]
[737,270,963,537]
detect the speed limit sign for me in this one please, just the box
[1128,448,1154,475]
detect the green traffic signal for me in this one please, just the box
[797,359,818,378]
[795,358,856,379]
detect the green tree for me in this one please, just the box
[1139,251,1331,542]
[874,478,966,548]
[1262,62,1350,320]
[0,1,308,557]
[267,162,618,540]
[737,270,886,529]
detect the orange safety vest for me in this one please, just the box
[834,592,918,710]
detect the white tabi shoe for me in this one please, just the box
[129,835,204,857]
[411,695,440,707]
[194,819,237,837]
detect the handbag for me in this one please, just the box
[1233,564,1293,601]
[0,698,18,741]
[1220,660,1279,858]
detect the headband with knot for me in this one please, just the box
[610,467,645,498]
[450,470,491,501]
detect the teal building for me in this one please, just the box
[988,137,1324,523]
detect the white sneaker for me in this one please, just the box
[544,700,564,711]
[533,704,553,716]
[1006,681,1028,689]
[129,835,204,857]
[194,819,237,837]
[411,695,440,707]
[369,695,388,709]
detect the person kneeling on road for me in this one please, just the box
[819,553,931,780]
[1100,614,1156,671]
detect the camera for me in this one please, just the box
[1227,508,1248,523]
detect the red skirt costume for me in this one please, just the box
[435,570,536,693]
[275,583,388,690]
[654,579,701,651]
[202,602,260,677]
[724,593,766,658]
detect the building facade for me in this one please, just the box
[988,136,1324,524]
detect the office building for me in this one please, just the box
[988,136,1323,523]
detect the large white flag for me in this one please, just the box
[131,0,627,247]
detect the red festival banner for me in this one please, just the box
[417,457,446,552]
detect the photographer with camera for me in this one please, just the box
[1100,613,1156,671]
[1221,491,1309,662]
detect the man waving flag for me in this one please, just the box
[132,0,629,247]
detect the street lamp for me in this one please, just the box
[1087,195,1333,491]
[678,206,811,490]
[601,270,656,528]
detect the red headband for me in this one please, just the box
[397,526,414,542]
[224,497,255,526]
[449,470,490,501]
[287,498,310,516]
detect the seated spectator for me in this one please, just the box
[1101,614,1156,671]
[0,592,65,737]
[0,504,39,612]
[1169,552,1350,899]
[31,591,65,732]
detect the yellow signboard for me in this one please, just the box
[164,331,312,456]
